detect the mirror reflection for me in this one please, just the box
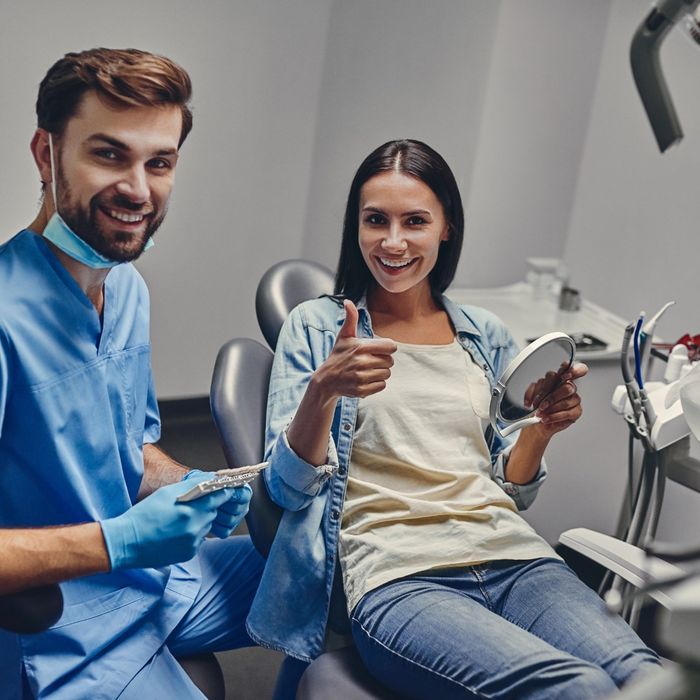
[499,339,574,423]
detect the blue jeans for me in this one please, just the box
[351,558,660,700]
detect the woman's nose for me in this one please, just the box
[381,224,408,252]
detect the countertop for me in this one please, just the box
[449,282,627,361]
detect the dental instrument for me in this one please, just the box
[176,462,269,503]
[640,301,676,377]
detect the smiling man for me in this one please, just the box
[0,49,263,698]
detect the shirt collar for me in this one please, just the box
[334,293,482,338]
[440,294,481,337]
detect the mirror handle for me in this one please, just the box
[498,416,542,438]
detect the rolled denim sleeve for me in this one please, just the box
[266,428,338,510]
[491,445,547,510]
[264,303,338,511]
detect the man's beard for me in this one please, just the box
[56,169,166,263]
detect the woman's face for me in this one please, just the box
[358,171,449,296]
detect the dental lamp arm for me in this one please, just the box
[631,0,700,152]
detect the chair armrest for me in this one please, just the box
[0,584,64,634]
[559,528,684,608]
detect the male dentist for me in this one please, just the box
[0,48,263,699]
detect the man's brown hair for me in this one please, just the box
[36,48,193,146]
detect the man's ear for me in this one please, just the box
[30,129,53,188]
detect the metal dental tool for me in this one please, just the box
[640,301,676,378]
[620,317,650,447]
[176,462,269,503]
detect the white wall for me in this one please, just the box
[0,0,333,398]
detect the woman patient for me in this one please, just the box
[246,140,660,699]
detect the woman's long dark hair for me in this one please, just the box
[334,139,464,302]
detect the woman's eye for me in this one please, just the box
[365,214,386,225]
[407,216,426,226]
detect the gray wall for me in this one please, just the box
[300,0,500,269]
[3,1,698,542]
[0,0,332,398]
[1,0,612,397]
[562,0,700,544]
[460,0,610,287]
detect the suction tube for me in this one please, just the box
[630,0,699,152]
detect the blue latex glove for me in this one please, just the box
[100,474,250,570]
[183,469,252,539]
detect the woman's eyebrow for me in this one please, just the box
[361,206,431,216]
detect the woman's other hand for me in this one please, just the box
[532,362,588,438]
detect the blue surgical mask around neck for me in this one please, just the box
[43,134,153,269]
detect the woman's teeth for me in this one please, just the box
[380,257,413,268]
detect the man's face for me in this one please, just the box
[51,91,182,263]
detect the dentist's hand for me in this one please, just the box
[100,475,252,571]
[182,470,253,539]
[313,300,397,401]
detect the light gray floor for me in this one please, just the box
[159,403,285,700]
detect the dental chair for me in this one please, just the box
[255,259,337,351]
[252,259,694,697]
[209,337,393,699]
[210,260,393,699]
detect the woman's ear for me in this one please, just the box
[440,224,451,242]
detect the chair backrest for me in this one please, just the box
[256,259,335,350]
[209,337,281,557]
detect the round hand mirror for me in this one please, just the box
[489,332,576,437]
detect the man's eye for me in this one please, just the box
[148,158,172,171]
[95,149,119,161]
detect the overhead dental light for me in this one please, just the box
[630,0,700,152]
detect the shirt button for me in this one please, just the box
[331,509,340,521]
[342,422,352,432]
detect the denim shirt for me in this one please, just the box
[246,294,547,662]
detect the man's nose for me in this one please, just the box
[115,166,149,203]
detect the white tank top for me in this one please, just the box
[339,339,557,613]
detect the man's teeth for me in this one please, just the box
[108,209,144,223]
[380,258,413,268]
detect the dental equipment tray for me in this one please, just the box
[526,333,607,352]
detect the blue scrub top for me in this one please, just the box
[0,231,199,699]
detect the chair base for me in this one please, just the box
[297,646,397,699]
[178,653,225,700]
